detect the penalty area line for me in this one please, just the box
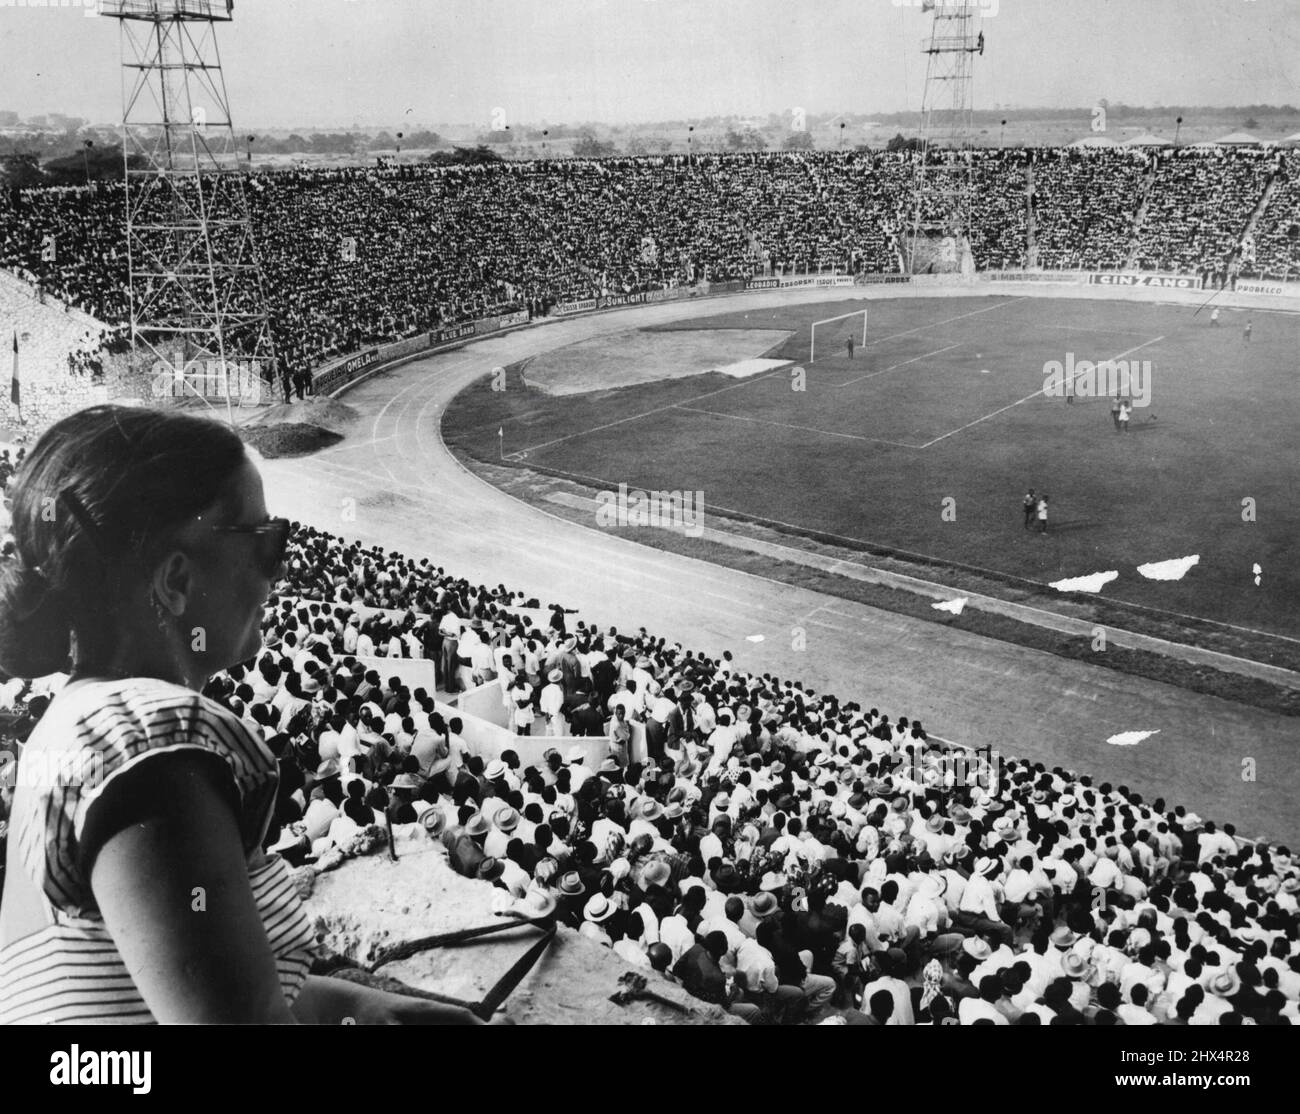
[836,341,967,389]
[672,405,922,449]
[915,334,1165,450]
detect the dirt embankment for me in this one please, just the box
[299,830,736,1025]
[239,397,362,458]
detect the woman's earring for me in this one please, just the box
[150,592,173,631]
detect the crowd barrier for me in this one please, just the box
[280,596,430,625]
[453,680,647,768]
[1235,278,1300,297]
[1087,272,1203,290]
[457,680,511,728]
[745,274,855,291]
[313,265,1299,406]
[855,274,912,286]
[436,693,610,773]
[312,309,536,396]
[983,270,1087,285]
[353,655,437,693]
[909,273,976,288]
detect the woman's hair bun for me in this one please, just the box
[0,557,71,679]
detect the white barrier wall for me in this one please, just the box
[445,681,645,772]
[434,698,609,774]
[457,681,511,729]
[280,597,429,624]
[353,655,438,694]
[433,699,518,757]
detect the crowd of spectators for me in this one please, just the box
[4,147,1296,382]
[1132,147,1278,274]
[1030,147,1151,271]
[6,519,1292,1025]
[1245,160,1300,280]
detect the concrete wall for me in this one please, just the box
[352,654,437,693]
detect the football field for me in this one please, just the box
[444,295,1300,642]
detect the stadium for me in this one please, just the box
[0,0,1298,1045]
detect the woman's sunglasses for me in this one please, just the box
[212,517,293,579]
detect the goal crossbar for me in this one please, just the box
[810,308,868,364]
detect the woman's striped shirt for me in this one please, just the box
[0,677,316,1024]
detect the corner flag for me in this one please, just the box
[10,331,19,422]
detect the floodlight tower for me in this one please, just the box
[907,1,985,273]
[99,0,275,421]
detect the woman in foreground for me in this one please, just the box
[0,405,481,1024]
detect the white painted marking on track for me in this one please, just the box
[932,598,968,616]
[1050,571,1119,594]
[1107,730,1160,747]
[1137,555,1200,581]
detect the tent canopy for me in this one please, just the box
[1198,131,1262,146]
[1123,133,1172,147]
[1069,136,1118,148]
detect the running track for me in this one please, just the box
[258,287,1300,845]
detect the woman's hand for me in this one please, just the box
[300,975,511,1025]
[341,984,486,1025]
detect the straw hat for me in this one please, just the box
[639,861,672,890]
[1061,952,1095,980]
[512,888,557,921]
[584,894,616,923]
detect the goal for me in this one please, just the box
[810,308,868,364]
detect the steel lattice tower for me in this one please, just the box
[907,1,985,273]
[100,0,275,422]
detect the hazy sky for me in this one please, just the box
[2,0,1297,130]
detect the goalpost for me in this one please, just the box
[810,308,868,364]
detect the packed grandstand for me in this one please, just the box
[0,142,1298,1028]
[2,145,1297,380]
[1,511,1297,1026]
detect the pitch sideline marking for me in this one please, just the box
[916,334,1165,449]
[862,296,1026,347]
[835,341,967,389]
[509,298,1026,459]
[672,405,922,449]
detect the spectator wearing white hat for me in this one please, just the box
[540,669,566,737]
[484,806,520,859]
[566,746,592,791]
[956,857,1015,946]
[580,893,617,948]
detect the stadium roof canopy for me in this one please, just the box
[1068,136,1119,147]
[1123,133,1172,146]
[1198,131,1263,146]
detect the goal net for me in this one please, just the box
[810,308,868,364]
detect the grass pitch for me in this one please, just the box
[444,295,1300,644]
